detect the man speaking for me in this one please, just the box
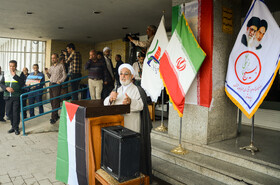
[104,63,152,178]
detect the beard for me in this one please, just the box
[246,30,255,48]
[120,78,132,86]
[252,38,261,48]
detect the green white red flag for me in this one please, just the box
[160,13,206,117]
[56,101,88,185]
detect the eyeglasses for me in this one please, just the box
[120,72,131,76]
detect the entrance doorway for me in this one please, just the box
[242,69,280,131]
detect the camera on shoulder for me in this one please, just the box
[123,33,140,42]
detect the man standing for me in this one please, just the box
[0,60,25,135]
[85,50,108,100]
[132,53,145,86]
[64,43,82,100]
[27,64,45,117]
[104,63,152,177]
[45,54,66,124]
[0,66,5,122]
[102,47,115,99]
[128,25,157,51]
[114,54,123,86]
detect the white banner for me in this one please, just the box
[141,16,169,102]
[225,0,280,118]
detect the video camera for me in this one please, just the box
[123,33,140,42]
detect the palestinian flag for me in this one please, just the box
[160,13,206,117]
[56,101,88,185]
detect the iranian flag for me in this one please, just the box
[160,13,206,117]
[56,101,88,185]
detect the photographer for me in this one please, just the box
[128,25,157,51]
[63,43,82,100]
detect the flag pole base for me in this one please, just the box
[171,144,188,155]
[240,142,259,155]
[155,122,168,132]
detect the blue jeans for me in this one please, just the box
[28,94,44,117]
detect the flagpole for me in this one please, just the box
[238,109,242,135]
[171,117,187,155]
[239,115,259,155]
[155,89,168,132]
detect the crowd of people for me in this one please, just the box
[0,24,157,137]
[0,25,157,180]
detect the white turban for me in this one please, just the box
[103,47,111,53]
[118,63,135,76]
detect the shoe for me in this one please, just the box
[8,128,15,133]
[50,119,56,124]
[0,118,6,122]
[15,129,20,135]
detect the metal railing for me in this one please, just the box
[20,75,89,135]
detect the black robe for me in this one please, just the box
[136,86,153,179]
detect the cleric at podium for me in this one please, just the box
[104,63,153,178]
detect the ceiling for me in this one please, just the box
[0,0,172,43]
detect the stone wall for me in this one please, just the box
[95,39,129,67]
[168,0,240,144]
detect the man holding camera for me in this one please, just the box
[64,43,82,100]
[128,25,157,52]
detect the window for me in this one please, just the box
[0,38,46,73]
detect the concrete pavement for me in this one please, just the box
[0,112,63,185]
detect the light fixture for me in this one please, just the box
[87,36,92,39]
[92,10,101,14]
[38,36,42,38]
[9,27,15,30]
[58,27,64,29]
[26,11,34,15]
[122,27,128,30]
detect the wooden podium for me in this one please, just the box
[71,100,149,185]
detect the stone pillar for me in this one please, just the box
[168,0,241,144]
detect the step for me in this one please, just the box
[151,138,280,185]
[152,156,226,185]
[151,130,280,178]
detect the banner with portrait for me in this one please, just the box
[225,0,280,118]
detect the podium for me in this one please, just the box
[56,100,149,185]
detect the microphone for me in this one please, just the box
[111,81,119,105]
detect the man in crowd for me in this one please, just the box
[59,54,69,100]
[104,63,152,177]
[132,52,145,86]
[85,49,108,100]
[128,25,157,51]
[27,64,45,117]
[22,67,29,119]
[45,53,66,124]
[0,60,25,135]
[114,54,123,86]
[0,66,5,122]
[64,43,82,100]
[102,47,115,99]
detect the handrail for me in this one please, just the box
[20,75,89,135]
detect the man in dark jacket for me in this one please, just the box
[0,60,25,135]
[85,50,108,100]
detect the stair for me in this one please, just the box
[152,156,226,185]
[151,131,280,185]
